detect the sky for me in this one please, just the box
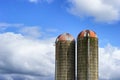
[0,0,120,80]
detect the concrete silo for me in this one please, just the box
[55,33,75,80]
[77,30,98,80]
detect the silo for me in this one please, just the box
[55,33,75,80]
[77,30,98,80]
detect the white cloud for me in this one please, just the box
[99,44,120,79]
[0,32,55,79]
[0,22,58,39]
[29,0,39,3]
[0,23,23,28]
[19,26,41,38]
[68,0,120,22]
[0,23,23,31]
[28,0,53,3]
[0,22,42,38]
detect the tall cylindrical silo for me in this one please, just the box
[55,33,75,80]
[77,30,98,80]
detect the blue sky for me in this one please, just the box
[0,0,120,47]
[0,0,120,80]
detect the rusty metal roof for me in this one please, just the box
[56,33,75,42]
[78,30,97,38]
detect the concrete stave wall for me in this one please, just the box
[77,37,98,80]
[56,41,75,80]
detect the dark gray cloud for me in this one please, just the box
[0,74,54,80]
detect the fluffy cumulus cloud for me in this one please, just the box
[68,0,120,22]
[0,32,55,80]
[99,44,120,80]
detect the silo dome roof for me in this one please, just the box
[78,30,97,38]
[56,33,75,42]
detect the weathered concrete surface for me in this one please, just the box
[77,37,98,80]
[55,41,75,80]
